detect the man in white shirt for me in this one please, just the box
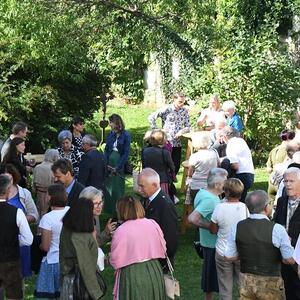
[0,174,33,300]
[222,126,254,202]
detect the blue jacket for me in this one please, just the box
[227,112,244,133]
[104,130,131,171]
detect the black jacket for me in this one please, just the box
[145,190,178,259]
[78,149,106,190]
[68,180,85,207]
[142,147,175,183]
[273,195,300,247]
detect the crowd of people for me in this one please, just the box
[0,93,300,300]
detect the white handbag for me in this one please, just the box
[164,256,180,299]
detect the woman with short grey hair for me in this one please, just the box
[188,167,227,300]
[188,132,220,202]
[33,149,60,217]
[79,186,117,247]
[57,130,83,178]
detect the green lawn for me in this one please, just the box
[24,101,269,299]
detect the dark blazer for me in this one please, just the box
[142,147,175,183]
[68,180,85,207]
[145,190,178,259]
[78,149,106,190]
[104,130,131,171]
[274,195,300,247]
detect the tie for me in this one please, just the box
[144,198,150,209]
[287,199,300,230]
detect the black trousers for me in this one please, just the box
[281,263,300,300]
[171,146,182,175]
[235,173,254,203]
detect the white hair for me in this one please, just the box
[58,130,72,144]
[192,132,211,150]
[208,167,228,178]
[207,173,227,188]
[79,186,103,201]
[284,167,300,180]
[139,168,160,185]
[44,149,59,163]
[82,134,97,147]
[222,100,236,111]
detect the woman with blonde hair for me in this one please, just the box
[142,129,175,195]
[197,94,224,130]
[110,196,167,300]
[209,178,249,300]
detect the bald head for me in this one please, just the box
[137,168,160,197]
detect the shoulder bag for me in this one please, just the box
[164,255,180,299]
[73,266,106,299]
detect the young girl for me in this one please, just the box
[34,184,69,299]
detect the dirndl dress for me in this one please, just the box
[105,151,125,215]
[118,259,166,300]
[34,259,60,299]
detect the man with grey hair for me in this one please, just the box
[137,168,178,272]
[274,167,300,299]
[188,168,227,299]
[225,190,294,300]
[222,126,254,203]
[0,174,33,300]
[78,134,106,190]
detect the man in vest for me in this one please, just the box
[0,174,33,300]
[274,167,300,299]
[225,190,294,300]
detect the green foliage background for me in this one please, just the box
[0,0,300,159]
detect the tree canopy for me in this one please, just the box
[0,0,299,156]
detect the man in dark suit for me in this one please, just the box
[137,168,178,271]
[51,158,84,206]
[78,134,106,190]
[274,167,300,300]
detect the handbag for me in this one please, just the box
[73,266,106,299]
[124,161,134,175]
[164,256,180,299]
[193,241,204,259]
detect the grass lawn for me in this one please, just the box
[24,101,269,299]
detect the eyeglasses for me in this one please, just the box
[93,201,103,207]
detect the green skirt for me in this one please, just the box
[118,259,166,300]
[105,151,125,215]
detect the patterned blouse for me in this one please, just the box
[72,133,84,149]
[148,104,191,147]
[57,145,84,178]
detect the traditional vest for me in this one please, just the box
[236,218,281,277]
[0,202,20,262]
